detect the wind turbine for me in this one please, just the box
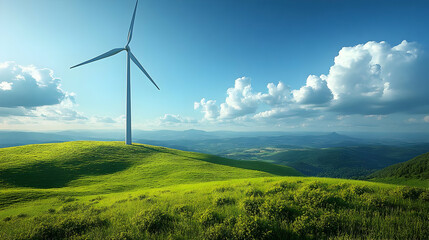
[70,0,159,145]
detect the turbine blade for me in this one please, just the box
[129,51,160,90]
[70,48,125,69]
[127,0,139,45]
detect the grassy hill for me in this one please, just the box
[0,141,428,239]
[0,141,301,190]
[368,152,429,188]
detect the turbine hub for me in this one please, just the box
[125,45,130,51]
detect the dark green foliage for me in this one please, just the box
[393,186,425,200]
[268,145,429,178]
[134,208,174,233]
[370,152,429,179]
[233,215,273,240]
[260,198,299,222]
[214,196,236,206]
[245,188,264,197]
[292,210,340,237]
[364,194,396,209]
[24,215,108,240]
[173,204,194,217]
[419,190,429,201]
[294,187,348,209]
[199,209,222,226]
[241,197,264,216]
[203,218,236,240]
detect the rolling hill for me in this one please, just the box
[0,141,428,239]
[0,141,301,191]
[368,152,429,188]
[370,152,429,179]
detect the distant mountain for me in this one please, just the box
[369,152,429,180]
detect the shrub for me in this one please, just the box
[110,231,134,240]
[199,209,222,226]
[134,208,174,233]
[394,187,424,200]
[173,204,193,217]
[47,208,56,214]
[260,198,299,222]
[26,215,108,239]
[307,181,328,190]
[3,216,12,222]
[241,197,264,216]
[294,188,347,209]
[233,215,273,240]
[266,181,299,195]
[214,196,236,206]
[349,185,374,195]
[204,222,234,240]
[419,190,429,202]
[17,213,28,218]
[245,188,264,197]
[316,211,341,236]
[364,194,396,209]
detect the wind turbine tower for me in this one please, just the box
[71,0,159,145]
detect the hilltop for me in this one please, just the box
[0,141,301,191]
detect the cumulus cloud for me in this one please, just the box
[326,40,429,114]
[0,62,67,108]
[292,75,333,105]
[424,116,429,123]
[258,81,290,106]
[194,98,220,120]
[194,40,429,125]
[219,77,260,119]
[195,77,293,121]
[0,61,88,123]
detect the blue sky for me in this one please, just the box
[1,0,429,132]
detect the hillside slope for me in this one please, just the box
[369,152,429,179]
[0,142,428,239]
[0,141,302,191]
[263,145,429,178]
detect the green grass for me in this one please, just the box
[369,151,429,180]
[0,141,428,239]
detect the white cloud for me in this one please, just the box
[219,77,260,119]
[326,40,429,114]
[194,98,220,120]
[0,62,67,108]
[194,40,429,126]
[424,116,429,123]
[195,77,293,121]
[258,81,290,106]
[0,81,13,91]
[292,75,333,105]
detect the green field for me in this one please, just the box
[0,141,428,239]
